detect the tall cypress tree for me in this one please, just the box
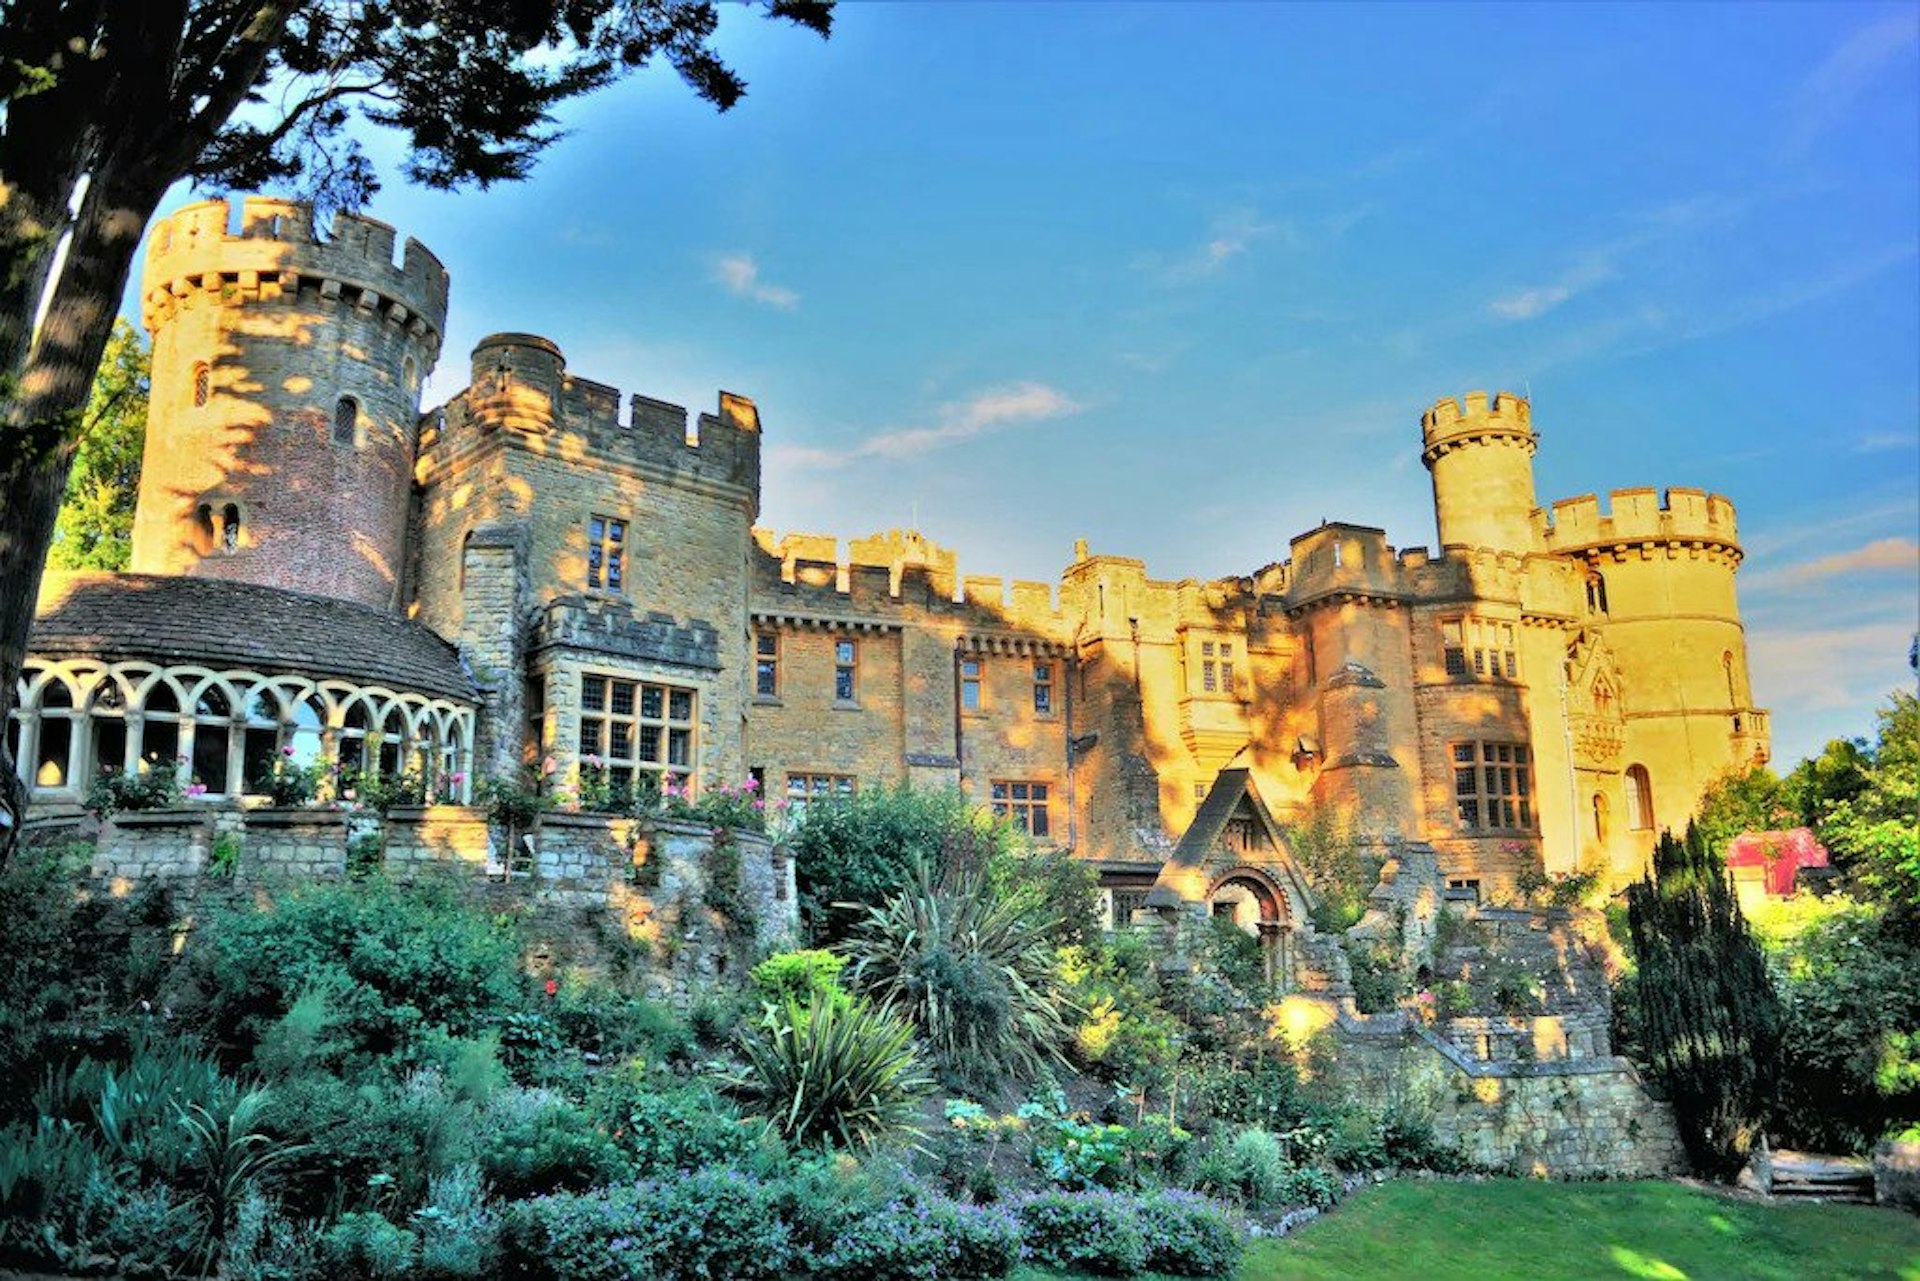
[1626,823,1784,1180]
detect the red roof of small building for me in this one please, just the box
[1726,828,1830,896]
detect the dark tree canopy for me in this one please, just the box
[0,0,833,856]
[48,320,149,572]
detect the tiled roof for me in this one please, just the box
[31,572,476,704]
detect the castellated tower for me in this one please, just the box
[1421,391,1538,553]
[129,196,449,611]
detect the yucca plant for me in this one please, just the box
[845,832,1072,1092]
[732,996,930,1151]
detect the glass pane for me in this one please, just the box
[1031,784,1048,802]
[756,662,777,696]
[611,681,636,715]
[991,782,1008,800]
[590,516,604,541]
[579,718,601,755]
[758,633,777,656]
[669,690,692,721]
[244,727,278,793]
[640,686,662,719]
[247,689,278,721]
[667,729,690,767]
[195,686,231,718]
[93,719,127,778]
[1032,806,1049,837]
[639,725,661,761]
[142,719,179,767]
[144,683,178,715]
[608,520,624,543]
[36,717,71,787]
[1453,743,1474,763]
[293,696,324,731]
[344,701,372,730]
[835,669,855,701]
[193,724,230,795]
[582,676,607,712]
[609,722,632,757]
[836,640,855,664]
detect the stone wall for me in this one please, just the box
[1322,1005,1682,1176]
[58,806,797,1009]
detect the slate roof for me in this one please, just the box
[30,572,477,704]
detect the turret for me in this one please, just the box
[130,197,449,611]
[1420,391,1538,554]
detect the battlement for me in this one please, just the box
[141,198,449,340]
[1538,487,1741,555]
[446,334,759,497]
[752,527,1064,630]
[1420,390,1535,462]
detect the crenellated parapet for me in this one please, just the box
[1538,487,1742,565]
[443,333,759,499]
[142,197,448,356]
[1420,390,1535,466]
[750,526,1067,639]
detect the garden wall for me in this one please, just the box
[49,806,797,1008]
[1321,1004,1683,1176]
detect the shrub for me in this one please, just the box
[474,1089,625,1199]
[412,1162,501,1279]
[86,757,186,815]
[732,997,929,1151]
[266,1070,470,1213]
[1344,942,1407,1014]
[790,785,1010,944]
[502,1171,796,1281]
[1013,1189,1149,1276]
[1135,1189,1242,1277]
[1380,1108,1468,1173]
[318,1210,419,1279]
[1058,940,1180,1092]
[817,1195,1022,1279]
[846,833,1069,1093]
[586,1072,761,1177]
[1626,825,1784,1179]
[1220,1128,1286,1203]
[1187,1052,1311,1136]
[200,881,525,1062]
[751,949,852,1012]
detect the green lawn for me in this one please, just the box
[1020,1179,1920,1281]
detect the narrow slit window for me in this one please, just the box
[333,395,358,446]
[192,363,211,408]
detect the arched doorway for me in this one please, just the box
[1207,868,1294,988]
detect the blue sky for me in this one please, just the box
[138,2,1919,767]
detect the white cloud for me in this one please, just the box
[713,253,799,309]
[781,382,1083,469]
[1779,12,1920,162]
[1147,208,1287,284]
[1855,430,1920,454]
[1746,537,1920,592]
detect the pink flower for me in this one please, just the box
[186,783,208,797]
[541,755,557,775]
[451,771,467,784]
[743,776,759,791]
[544,979,559,997]
[281,744,296,757]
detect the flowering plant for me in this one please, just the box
[257,744,327,807]
[85,755,186,815]
[658,775,767,834]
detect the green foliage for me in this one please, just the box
[586,1072,762,1178]
[1134,1188,1244,1276]
[732,997,931,1152]
[991,847,1107,951]
[0,841,86,1094]
[1344,941,1409,1014]
[210,832,244,877]
[318,1210,420,1278]
[265,1069,470,1212]
[474,1089,625,1199]
[475,772,549,830]
[85,758,186,815]
[791,784,1013,944]
[1057,938,1180,1092]
[1691,763,1794,855]
[258,750,328,808]
[1013,1189,1150,1275]
[49,319,148,572]
[1625,825,1784,1180]
[1201,917,1266,992]
[751,948,852,1011]
[502,1170,797,1281]
[846,833,1070,1093]
[1768,897,1920,1152]
[1815,693,1920,923]
[1286,808,1376,932]
[199,881,524,1062]
[661,775,768,833]
[412,1162,502,1279]
[810,1184,1023,1279]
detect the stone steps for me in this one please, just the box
[1767,1150,1877,1204]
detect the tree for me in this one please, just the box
[47,319,149,572]
[1625,824,1784,1180]
[0,0,834,858]
[1690,763,1792,856]
[1815,692,1920,930]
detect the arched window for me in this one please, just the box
[32,679,78,788]
[241,686,281,795]
[192,363,211,408]
[1591,792,1608,843]
[139,679,183,769]
[222,504,242,553]
[288,693,327,769]
[1625,765,1654,831]
[1723,651,1738,707]
[402,356,418,395]
[332,395,358,446]
[1586,570,1609,616]
[89,679,129,782]
[194,504,216,555]
[189,682,235,796]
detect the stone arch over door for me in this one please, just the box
[1207,865,1298,987]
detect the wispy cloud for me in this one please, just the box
[1490,258,1616,320]
[774,382,1083,470]
[1488,196,1743,324]
[1749,618,1916,716]
[1779,11,1920,162]
[1146,208,1287,284]
[1855,430,1920,454]
[1748,537,1920,591]
[713,253,799,309]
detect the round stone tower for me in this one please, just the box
[129,196,449,611]
[1420,391,1539,553]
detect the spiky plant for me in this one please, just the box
[846,832,1072,1092]
[733,997,930,1152]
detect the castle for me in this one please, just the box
[13,197,1771,924]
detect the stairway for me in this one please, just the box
[1766,1150,1877,1204]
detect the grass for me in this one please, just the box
[1016,1178,1920,1281]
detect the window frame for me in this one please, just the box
[1032,660,1055,716]
[754,630,780,700]
[990,778,1052,839]
[577,672,696,793]
[833,637,858,704]
[332,395,359,447]
[1625,764,1654,831]
[785,771,855,817]
[586,514,627,593]
[1450,740,1535,833]
[960,655,984,713]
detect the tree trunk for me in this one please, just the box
[0,168,166,862]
